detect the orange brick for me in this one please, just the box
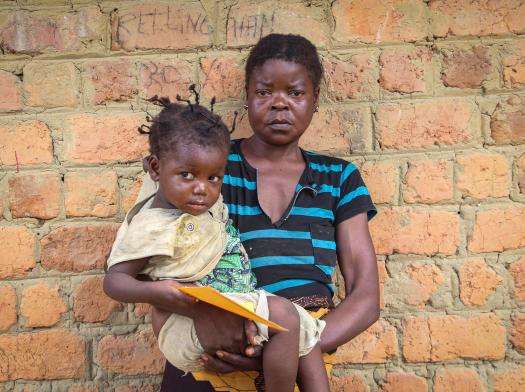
[405,262,444,308]
[140,59,194,102]
[403,314,505,362]
[0,226,35,279]
[493,365,525,392]
[41,224,118,272]
[324,52,378,101]
[509,257,525,301]
[0,284,16,331]
[510,314,525,354]
[0,120,53,166]
[24,62,79,108]
[0,329,85,381]
[376,98,479,150]
[440,45,492,89]
[370,207,459,255]
[490,95,525,145]
[200,55,245,103]
[226,3,328,48]
[380,372,427,392]
[379,47,432,94]
[459,258,502,306]
[74,276,121,323]
[517,153,525,194]
[403,159,453,203]
[402,317,431,362]
[334,319,398,364]
[301,106,371,154]
[360,160,397,204]
[0,8,104,54]
[332,0,428,44]
[434,367,485,392]
[468,206,525,252]
[330,374,369,392]
[65,170,118,218]
[20,282,67,328]
[61,113,147,164]
[96,330,165,375]
[456,152,510,199]
[0,70,21,111]
[430,0,525,37]
[111,4,212,51]
[503,39,525,88]
[8,172,61,219]
[85,59,136,105]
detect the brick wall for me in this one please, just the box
[0,0,524,391]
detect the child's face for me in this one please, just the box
[246,59,318,146]
[150,143,227,215]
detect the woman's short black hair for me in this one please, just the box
[245,33,323,90]
[140,96,230,159]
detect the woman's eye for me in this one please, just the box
[181,172,195,180]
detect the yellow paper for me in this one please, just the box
[178,286,288,332]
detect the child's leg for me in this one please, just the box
[297,343,330,392]
[151,307,171,337]
[265,296,300,392]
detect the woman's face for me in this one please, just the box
[246,59,318,146]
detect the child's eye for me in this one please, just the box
[209,176,222,183]
[290,90,304,97]
[181,172,195,180]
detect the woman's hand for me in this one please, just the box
[201,319,263,372]
[192,302,248,354]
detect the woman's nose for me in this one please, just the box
[271,92,288,110]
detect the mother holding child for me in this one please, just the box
[104,33,379,391]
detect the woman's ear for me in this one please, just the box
[313,87,320,107]
[148,155,161,181]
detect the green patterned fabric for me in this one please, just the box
[197,220,257,293]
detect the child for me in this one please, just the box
[103,92,330,392]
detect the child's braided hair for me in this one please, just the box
[139,85,237,158]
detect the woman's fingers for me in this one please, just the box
[215,351,263,371]
[200,353,237,373]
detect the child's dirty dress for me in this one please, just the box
[107,193,325,372]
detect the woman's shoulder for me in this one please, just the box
[301,149,360,182]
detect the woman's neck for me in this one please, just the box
[242,136,303,164]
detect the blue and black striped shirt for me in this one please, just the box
[222,139,376,304]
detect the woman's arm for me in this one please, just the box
[320,211,380,352]
[202,211,379,371]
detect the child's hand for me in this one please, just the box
[150,280,198,313]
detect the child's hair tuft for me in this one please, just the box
[139,90,231,158]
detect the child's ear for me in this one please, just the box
[148,155,161,182]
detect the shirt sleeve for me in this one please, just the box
[335,162,377,225]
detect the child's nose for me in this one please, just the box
[193,182,207,195]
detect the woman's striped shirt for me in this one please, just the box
[222,139,376,305]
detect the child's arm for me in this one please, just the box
[103,259,197,317]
